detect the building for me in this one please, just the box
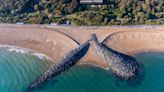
[80,0,103,4]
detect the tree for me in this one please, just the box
[34,4,40,11]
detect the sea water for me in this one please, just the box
[0,47,164,92]
[30,52,164,92]
[0,47,52,92]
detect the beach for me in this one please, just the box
[0,24,164,68]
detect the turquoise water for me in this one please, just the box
[0,48,164,92]
[0,47,52,92]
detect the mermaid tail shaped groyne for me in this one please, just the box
[27,33,140,91]
[28,41,90,90]
[90,34,139,79]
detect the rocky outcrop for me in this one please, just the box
[90,34,139,79]
[28,41,90,89]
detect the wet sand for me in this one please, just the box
[0,24,164,68]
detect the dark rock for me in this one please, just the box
[90,34,139,79]
[28,41,90,90]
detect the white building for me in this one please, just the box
[80,0,103,4]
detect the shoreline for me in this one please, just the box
[0,44,109,70]
[0,45,53,61]
[0,24,164,68]
[1,43,164,73]
[2,43,164,72]
[128,49,164,56]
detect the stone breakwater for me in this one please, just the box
[27,32,140,90]
[28,41,90,90]
[90,34,139,79]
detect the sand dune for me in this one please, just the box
[0,24,164,68]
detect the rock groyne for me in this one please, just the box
[90,34,139,79]
[28,41,90,90]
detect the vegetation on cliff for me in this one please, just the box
[0,0,163,25]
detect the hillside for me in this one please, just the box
[0,0,163,25]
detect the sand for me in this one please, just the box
[0,24,164,68]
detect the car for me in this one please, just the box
[16,22,24,25]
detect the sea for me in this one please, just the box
[0,47,164,92]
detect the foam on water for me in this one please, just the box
[0,45,52,61]
[0,47,53,92]
[8,48,29,54]
[31,53,49,60]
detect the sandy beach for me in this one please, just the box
[0,24,164,68]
